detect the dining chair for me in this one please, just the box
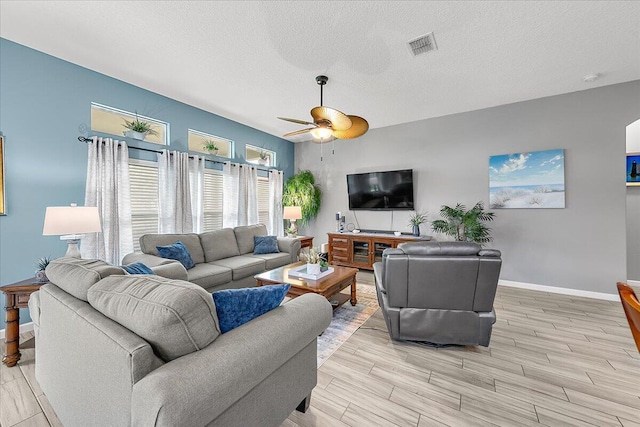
[617,282,640,353]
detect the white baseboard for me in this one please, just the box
[628,279,640,287]
[0,322,34,340]
[499,280,619,301]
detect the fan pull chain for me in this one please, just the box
[332,139,335,155]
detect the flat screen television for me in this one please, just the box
[347,169,414,210]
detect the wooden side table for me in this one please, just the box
[298,236,314,250]
[1,278,45,367]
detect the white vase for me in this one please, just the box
[307,263,321,275]
[124,130,147,140]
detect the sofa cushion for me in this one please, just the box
[122,262,154,275]
[187,263,233,288]
[156,241,196,269]
[45,257,125,302]
[211,255,265,280]
[200,228,241,262]
[253,235,280,255]
[139,234,205,264]
[399,241,480,256]
[87,275,220,362]
[212,284,290,333]
[249,252,292,270]
[234,224,268,254]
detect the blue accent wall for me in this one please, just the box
[0,38,294,329]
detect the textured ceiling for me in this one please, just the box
[1,1,639,142]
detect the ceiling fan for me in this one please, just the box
[278,75,369,142]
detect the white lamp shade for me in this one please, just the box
[283,206,302,220]
[43,206,102,236]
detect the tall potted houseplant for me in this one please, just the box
[431,202,495,244]
[283,170,322,226]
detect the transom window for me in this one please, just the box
[91,103,168,145]
[188,129,233,158]
[246,144,275,167]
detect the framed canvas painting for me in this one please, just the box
[0,136,4,215]
[489,148,565,209]
[627,153,640,186]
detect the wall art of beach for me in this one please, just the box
[489,149,565,209]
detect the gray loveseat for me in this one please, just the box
[373,241,502,346]
[122,224,301,292]
[29,257,332,427]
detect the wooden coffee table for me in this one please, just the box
[255,262,358,309]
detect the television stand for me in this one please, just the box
[328,232,431,270]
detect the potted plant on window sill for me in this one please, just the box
[122,113,158,141]
[203,140,219,156]
[258,149,269,165]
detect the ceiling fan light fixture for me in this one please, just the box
[310,127,333,140]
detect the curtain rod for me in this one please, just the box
[77,136,278,172]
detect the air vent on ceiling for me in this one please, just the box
[407,32,437,57]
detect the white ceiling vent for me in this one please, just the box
[407,32,437,57]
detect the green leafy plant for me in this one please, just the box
[301,247,321,264]
[36,256,51,271]
[431,202,495,244]
[203,140,219,152]
[283,170,322,226]
[408,211,428,227]
[122,113,158,136]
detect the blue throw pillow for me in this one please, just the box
[254,235,280,255]
[212,284,290,333]
[122,262,154,275]
[156,241,195,269]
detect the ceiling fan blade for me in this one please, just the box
[310,106,352,131]
[283,128,314,137]
[277,117,315,126]
[333,115,369,139]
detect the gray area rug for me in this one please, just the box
[316,280,380,367]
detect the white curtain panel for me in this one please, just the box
[82,136,133,264]
[223,162,259,227]
[158,150,204,233]
[268,169,284,236]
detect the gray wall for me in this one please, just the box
[296,80,640,295]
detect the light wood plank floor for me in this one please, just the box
[2,274,639,426]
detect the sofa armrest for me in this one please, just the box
[131,293,332,427]
[277,237,302,263]
[122,253,188,280]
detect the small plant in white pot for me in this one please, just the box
[302,247,321,275]
[122,113,158,140]
[203,140,219,155]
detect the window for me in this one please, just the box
[129,160,159,251]
[246,144,275,167]
[188,129,233,158]
[91,103,168,145]
[257,177,269,227]
[203,170,224,232]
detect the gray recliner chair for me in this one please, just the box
[373,241,502,346]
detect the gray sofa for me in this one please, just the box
[373,241,502,346]
[29,257,332,427]
[122,224,301,292]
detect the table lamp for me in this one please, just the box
[283,206,302,237]
[43,203,102,258]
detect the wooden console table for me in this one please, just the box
[2,278,45,367]
[328,232,431,270]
